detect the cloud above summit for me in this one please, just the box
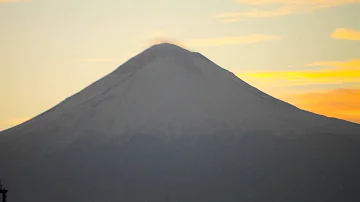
[145,34,281,48]
[146,37,185,48]
[216,0,360,22]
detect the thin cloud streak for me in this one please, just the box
[216,0,360,22]
[307,59,360,68]
[216,6,297,22]
[235,0,360,6]
[332,28,360,40]
[144,34,281,48]
[183,34,281,47]
[239,59,360,85]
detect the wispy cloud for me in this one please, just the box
[145,34,280,48]
[307,59,360,68]
[332,28,360,40]
[235,0,360,6]
[142,30,186,49]
[184,34,281,47]
[284,88,360,123]
[239,59,360,85]
[216,6,297,22]
[146,37,185,48]
[75,58,114,63]
[216,0,360,22]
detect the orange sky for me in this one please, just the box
[285,89,360,123]
[238,58,360,124]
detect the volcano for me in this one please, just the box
[0,43,359,202]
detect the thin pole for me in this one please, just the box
[2,190,7,202]
[0,181,8,202]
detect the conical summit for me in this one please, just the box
[0,43,359,202]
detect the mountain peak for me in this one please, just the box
[1,40,360,202]
[2,42,360,139]
[147,42,188,53]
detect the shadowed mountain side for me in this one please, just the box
[1,131,360,202]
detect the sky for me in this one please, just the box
[0,0,359,131]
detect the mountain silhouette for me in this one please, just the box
[0,43,359,202]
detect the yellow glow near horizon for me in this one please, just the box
[285,89,360,123]
[238,58,360,123]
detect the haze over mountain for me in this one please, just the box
[0,43,359,202]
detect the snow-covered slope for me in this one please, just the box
[2,43,359,141]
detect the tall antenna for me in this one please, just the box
[0,180,8,202]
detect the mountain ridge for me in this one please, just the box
[0,43,360,202]
[1,43,359,138]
